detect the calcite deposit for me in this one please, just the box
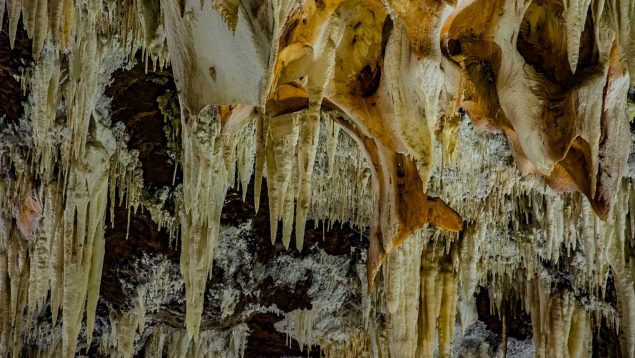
[0,0,633,357]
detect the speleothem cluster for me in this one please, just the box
[0,0,633,357]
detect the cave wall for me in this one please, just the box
[0,0,633,357]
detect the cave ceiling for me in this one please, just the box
[0,0,634,357]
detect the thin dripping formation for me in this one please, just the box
[0,0,633,357]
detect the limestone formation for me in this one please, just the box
[0,0,633,357]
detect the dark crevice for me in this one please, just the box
[517,0,600,89]
[0,18,32,122]
[106,60,181,188]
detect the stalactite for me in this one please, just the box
[294,15,343,252]
[563,0,593,73]
[525,274,592,358]
[265,112,299,247]
[0,3,159,352]
[253,112,266,213]
[309,117,373,231]
[284,309,316,351]
[44,182,64,327]
[143,327,166,358]
[385,239,423,358]
[108,124,144,236]
[1,0,635,356]
[60,129,114,357]
[415,241,458,358]
[101,287,147,357]
[28,47,61,180]
[325,118,340,177]
[142,325,248,358]
[179,106,228,339]
[321,332,369,358]
[604,181,635,357]
[383,26,439,191]
[235,122,255,201]
[0,211,30,357]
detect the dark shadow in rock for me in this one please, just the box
[0,18,32,122]
[106,60,181,188]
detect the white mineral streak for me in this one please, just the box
[180,106,228,339]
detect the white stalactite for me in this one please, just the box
[180,106,228,339]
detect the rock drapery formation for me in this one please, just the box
[0,0,633,357]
